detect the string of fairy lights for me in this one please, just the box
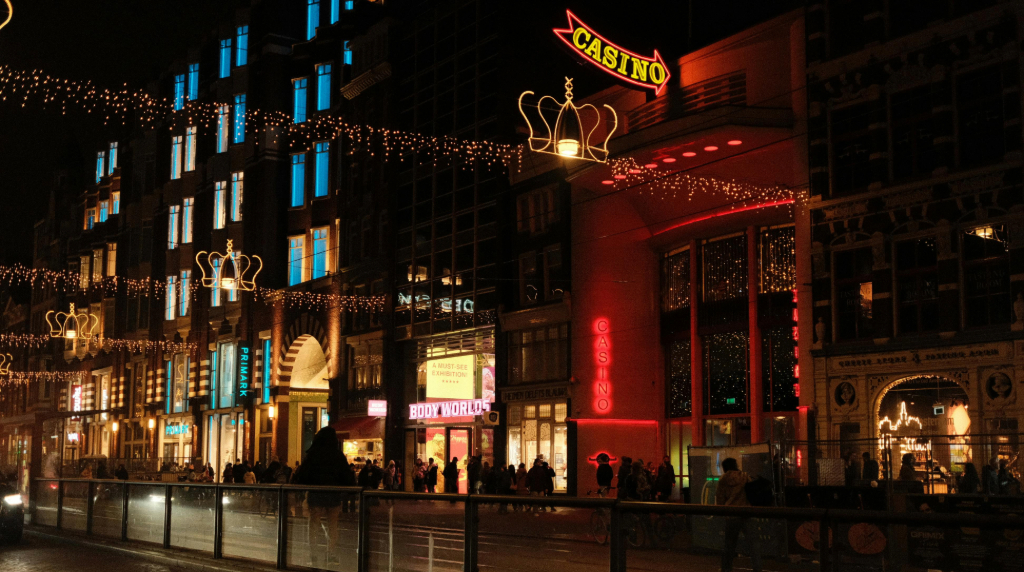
[0,333,194,354]
[606,157,794,204]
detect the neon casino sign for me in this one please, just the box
[397,292,474,314]
[593,318,612,414]
[553,10,671,96]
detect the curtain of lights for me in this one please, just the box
[702,235,747,303]
[703,331,748,415]
[759,226,796,293]
[661,249,690,312]
[667,339,692,417]
[761,326,798,412]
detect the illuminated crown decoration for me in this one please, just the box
[196,239,263,292]
[45,303,100,340]
[518,77,618,163]
[0,353,12,375]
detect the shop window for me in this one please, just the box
[891,86,936,181]
[218,342,237,408]
[667,338,691,417]
[702,234,747,302]
[758,226,796,293]
[963,225,1010,328]
[351,351,383,390]
[834,247,873,340]
[171,353,189,413]
[830,102,873,195]
[505,400,568,490]
[508,324,568,385]
[895,237,939,334]
[516,187,558,234]
[662,248,690,312]
[762,327,798,412]
[703,332,748,416]
[957,65,1005,168]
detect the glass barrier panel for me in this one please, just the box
[60,481,89,532]
[169,485,215,552]
[221,487,278,563]
[91,481,124,538]
[477,498,610,572]
[366,497,465,572]
[126,484,166,544]
[34,480,59,526]
[623,510,821,572]
[285,489,359,572]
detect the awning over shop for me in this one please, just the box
[330,416,384,442]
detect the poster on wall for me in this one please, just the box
[482,365,495,403]
[425,355,475,400]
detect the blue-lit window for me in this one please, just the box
[316,63,331,110]
[330,0,340,23]
[108,142,118,174]
[219,38,232,78]
[184,126,197,172]
[170,135,183,180]
[262,338,271,402]
[168,205,180,250]
[216,105,230,153]
[165,361,173,414]
[233,94,246,144]
[182,197,194,243]
[173,74,185,110]
[187,63,199,100]
[180,270,191,316]
[95,151,106,183]
[165,276,177,320]
[288,236,305,285]
[314,141,329,197]
[211,257,222,307]
[111,191,120,215]
[343,41,352,65]
[214,181,227,229]
[293,78,308,123]
[346,0,354,10]
[230,171,244,221]
[312,227,328,279]
[99,201,108,223]
[218,342,237,408]
[209,352,218,409]
[236,26,248,66]
[306,0,320,40]
[291,153,306,207]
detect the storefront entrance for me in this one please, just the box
[419,426,472,493]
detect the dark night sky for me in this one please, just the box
[0,0,793,269]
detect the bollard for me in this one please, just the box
[121,482,129,541]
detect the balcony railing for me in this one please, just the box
[30,478,1024,572]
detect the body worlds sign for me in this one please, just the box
[409,399,492,420]
[554,10,670,96]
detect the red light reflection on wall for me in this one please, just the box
[593,318,612,414]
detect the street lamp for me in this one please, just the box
[267,405,275,419]
[148,418,155,430]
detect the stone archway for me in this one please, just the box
[280,334,329,389]
[871,374,971,439]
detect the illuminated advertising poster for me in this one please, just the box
[450,429,470,494]
[425,355,475,400]
[482,365,495,403]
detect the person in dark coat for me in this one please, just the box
[292,427,349,568]
[527,459,548,512]
[655,456,676,502]
[232,459,246,483]
[543,461,557,511]
[358,460,373,489]
[861,452,880,482]
[596,453,614,496]
[223,463,234,483]
[115,464,129,480]
[426,458,438,493]
[260,458,283,484]
[496,464,513,514]
[468,456,481,494]
[958,463,980,494]
[442,457,460,493]
[616,456,632,500]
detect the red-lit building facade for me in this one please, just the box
[546,11,813,494]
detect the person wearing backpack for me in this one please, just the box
[716,457,762,572]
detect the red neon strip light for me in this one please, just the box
[553,10,671,96]
[652,199,795,236]
[573,418,659,427]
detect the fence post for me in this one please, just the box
[163,483,172,548]
[609,503,625,572]
[463,496,478,572]
[121,482,129,541]
[86,480,95,535]
[276,486,287,569]
[357,491,370,572]
[56,480,64,530]
[213,485,223,559]
[818,514,831,572]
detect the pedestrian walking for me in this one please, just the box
[115,464,129,480]
[543,461,556,511]
[291,427,349,569]
[514,463,529,511]
[616,456,632,500]
[596,453,614,497]
[413,458,426,492]
[656,456,676,502]
[861,452,879,482]
[982,457,999,494]
[898,453,917,481]
[527,459,547,512]
[468,456,482,494]
[958,463,980,494]
[443,457,460,493]
[426,458,438,493]
[496,463,513,513]
[223,463,233,483]
[232,459,246,483]
[716,457,762,572]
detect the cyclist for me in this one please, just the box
[596,453,614,497]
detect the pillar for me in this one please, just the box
[748,226,764,443]
[689,241,704,446]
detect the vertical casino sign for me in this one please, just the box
[593,318,612,414]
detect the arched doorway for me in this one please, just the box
[280,334,331,466]
[874,375,971,485]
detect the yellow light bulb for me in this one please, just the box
[557,139,579,156]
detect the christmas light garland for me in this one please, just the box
[0,332,195,353]
[0,370,84,386]
[605,157,794,204]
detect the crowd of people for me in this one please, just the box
[843,450,1021,495]
[595,453,677,501]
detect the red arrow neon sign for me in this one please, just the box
[553,9,671,96]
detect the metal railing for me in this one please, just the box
[31,478,1024,572]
